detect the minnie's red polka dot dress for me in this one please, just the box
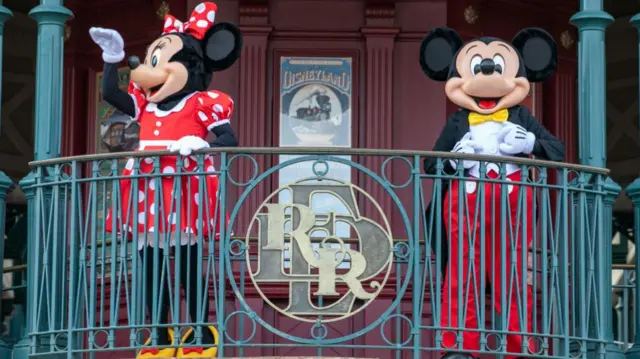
[105,83,233,249]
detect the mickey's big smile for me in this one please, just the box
[473,97,501,110]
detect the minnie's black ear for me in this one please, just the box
[203,22,243,72]
[512,28,557,82]
[419,28,463,81]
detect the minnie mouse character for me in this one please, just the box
[89,2,241,358]
[421,28,565,359]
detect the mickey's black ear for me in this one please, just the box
[512,28,557,82]
[419,28,463,81]
[203,22,243,72]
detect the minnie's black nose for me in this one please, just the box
[480,58,496,75]
[127,56,140,70]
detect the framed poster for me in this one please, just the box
[276,55,354,194]
[279,57,352,147]
[93,67,135,241]
[274,55,357,269]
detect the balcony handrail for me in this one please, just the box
[18,148,617,358]
[28,146,610,174]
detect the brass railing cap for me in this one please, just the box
[29,147,609,174]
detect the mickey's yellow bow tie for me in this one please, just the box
[468,109,509,125]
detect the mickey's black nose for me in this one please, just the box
[480,58,496,75]
[127,56,140,70]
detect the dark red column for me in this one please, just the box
[359,4,399,222]
[544,58,578,164]
[235,2,272,234]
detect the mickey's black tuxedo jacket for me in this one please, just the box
[423,105,566,275]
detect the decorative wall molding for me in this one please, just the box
[364,2,395,28]
[239,1,269,27]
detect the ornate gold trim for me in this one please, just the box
[560,30,574,49]
[64,24,71,41]
[246,179,394,323]
[464,5,478,25]
[156,0,170,20]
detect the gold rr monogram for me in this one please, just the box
[247,181,394,323]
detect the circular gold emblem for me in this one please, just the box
[246,179,394,323]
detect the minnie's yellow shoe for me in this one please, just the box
[176,326,219,358]
[136,328,177,359]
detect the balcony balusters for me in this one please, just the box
[13,148,612,358]
[0,172,13,358]
[625,180,640,358]
[0,2,14,357]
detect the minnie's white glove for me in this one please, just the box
[498,124,536,155]
[89,27,125,63]
[450,132,483,170]
[169,136,210,156]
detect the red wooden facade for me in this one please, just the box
[60,0,579,357]
[62,0,578,236]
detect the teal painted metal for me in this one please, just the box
[571,1,621,358]
[570,0,613,169]
[611,267,634,349]
[21,148,613,358]
[12,1,73,358]
[625,178,640,358]
[600,179,625,359]
[627,16,640,358]
[0,171,13,358]
[28,0,72,161]
[0,2,13,357]
[11,175,36,359]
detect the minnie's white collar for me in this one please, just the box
[145,92,198,118]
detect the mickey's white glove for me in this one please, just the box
[169,136,210,156]
[450,132,483,170]
[89,27,125,63]
[498,124,536,155]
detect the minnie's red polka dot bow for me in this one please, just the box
[162,2,217,40]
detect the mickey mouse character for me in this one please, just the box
[421,28,565,359]
[89,2,241,358]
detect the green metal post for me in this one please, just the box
[28,0,73,161]
[626,178,640,359]
[570,0,622,358]
[12,1,72,359]
[11,176,36,359]
[627,16,640,359]
[0,2,12,357]
[601,180,623,357]
[0,172,13,359]
[571,0,612,169]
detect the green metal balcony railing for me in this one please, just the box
[7,148,621,358]
[612,264,636,350]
